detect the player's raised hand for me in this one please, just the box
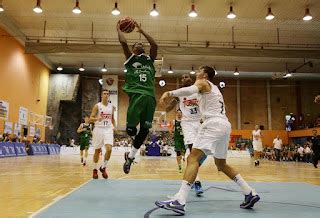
[160,91,171,107]
[133,20,143,33]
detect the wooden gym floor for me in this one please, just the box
[0,153,319,217]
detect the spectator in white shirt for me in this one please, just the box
[297,145,304,162]
[273,135,283,161]
[304,145,312,163]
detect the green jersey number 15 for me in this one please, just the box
[139,74,147,82]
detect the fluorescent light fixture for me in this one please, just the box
[150,3,159,17]
[57,64,63,71]
[227,6,236,19]
[265,7,275,20]
[188,4,198,17]
[112,2,120,16]
[303,8,312,21]
[190,66,196,74]
[79,63,85,71]
[72,0,81,14]
[33,0,43,13]
[233,67,239,76]
[101,64,107,72]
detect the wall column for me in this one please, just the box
[236,80,241,129]
[267,80,272,130]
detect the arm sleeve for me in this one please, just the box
[170,85,199,97]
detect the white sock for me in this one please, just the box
[233,174,253,195]
[195,175,200,182]
[83,156,86,162]
[93,162,98,170]
[102,160,108,168]
[176,180,192,205]
[129,147,139,159]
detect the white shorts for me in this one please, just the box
[253,141,263,152]
[193,118,231,159]
[92,127,114,149]
[181,120,201,145]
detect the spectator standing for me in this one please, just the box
[273,135,283,161]
[311,129,320,168]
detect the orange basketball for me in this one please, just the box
[118,17,135,33]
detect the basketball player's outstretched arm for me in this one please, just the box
[117,23,132,59]
[165,98,179,112]
[159,80,210,107]
[134,21,158,60]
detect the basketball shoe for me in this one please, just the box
[155,199,185,215]
[123,152,135,174]
[194,181,203,196]
[92,169,98,179]
[240,192,260,209]
[99,167,108,179]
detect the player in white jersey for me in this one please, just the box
[166,74,206,196]
[252,125,263,166]
[90,89,115,179]
[156,66,260,215]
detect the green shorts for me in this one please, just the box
[127,93,156,129]
[174,138,186,153]
[79,137,90,151]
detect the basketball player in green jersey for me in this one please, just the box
[77,116,92,166]
[174,110,186,174]
[117,19,158,174]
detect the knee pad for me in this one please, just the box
[176,151,181,156]
[199,155,207,166]
[133,127,149,149]
[126,127,137,136]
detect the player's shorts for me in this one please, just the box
[92,127,114,149]
[174,138,186,153]
[253,141,263,152]
[126,93,156,129]
[193,118,231,159]
[181,120,201,145]
[79,137,90,151]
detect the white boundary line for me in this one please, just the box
[29,179,92,218]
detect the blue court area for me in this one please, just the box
[34,180,320,218]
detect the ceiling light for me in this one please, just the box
[168,65,173,74]
[112,2,120,16]
[72,0,81,14]
[265,7,275,20]
[188,4,198,17]
[227,6,236,19]
[0,1,4,12]
[101,64,107,72]
[33,0,43,14]
[190,66,196,74]
[57,64,63,71]
[233,67,239,76]
[123,69,127,73]
[303,8,312,21]
[283,73,292,78]
[150,3,159,17]
[79,63,85,71]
